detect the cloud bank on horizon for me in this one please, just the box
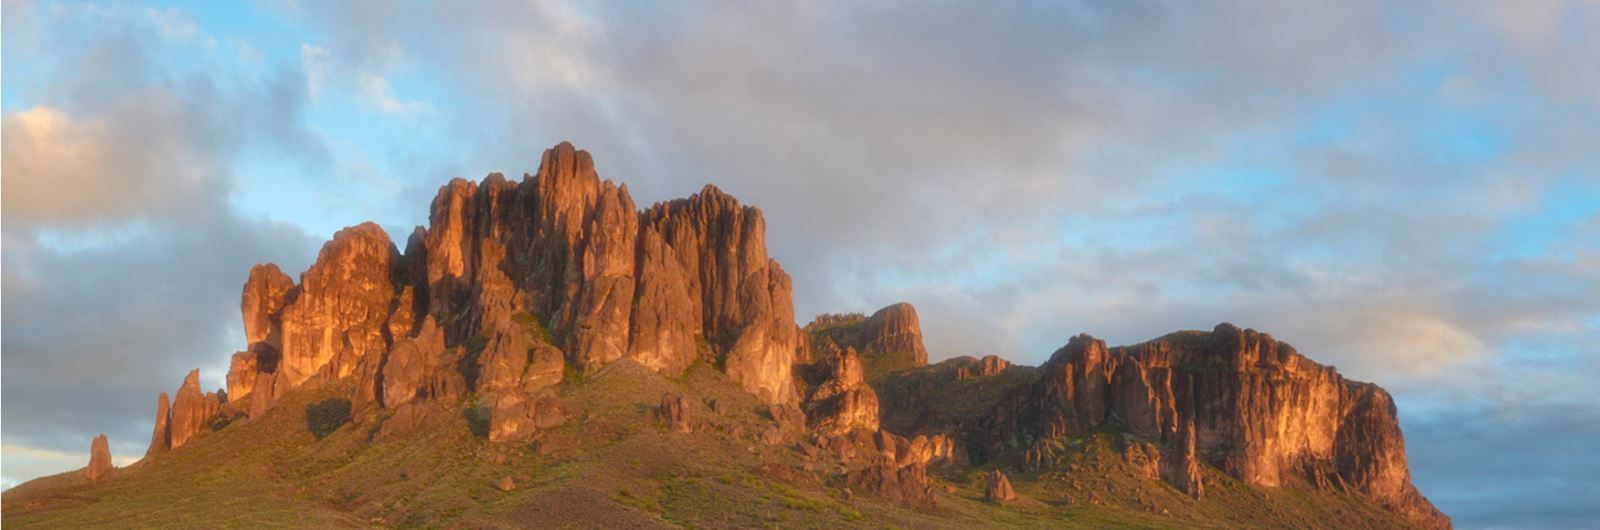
[3,1,1596,527]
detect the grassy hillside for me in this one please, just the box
[4,359,1417,529]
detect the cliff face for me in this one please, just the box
[145,369,226,456]
[804,302,930,380]
[978,323,1449,529]
[208,142,802,449]
[123,142,1444,529]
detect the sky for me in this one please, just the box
[2,1,1597,527]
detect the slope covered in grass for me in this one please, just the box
[5,358,1419,529]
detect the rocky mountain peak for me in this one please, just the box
[978,325,1449,529]
[82,142,1448,530]
[860,302,929,368]
[193,142,806,454]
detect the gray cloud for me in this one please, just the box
[4,2,1597,527]
[282,3,1598,527]
[1,2,323,483]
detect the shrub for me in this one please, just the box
[511,311,554,344]
[305,399,353,440]
[463,404,491,439]
[457,334,489,389]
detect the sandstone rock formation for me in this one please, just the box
[167,370,223,450]
[145,393,170,459]
[84,434,112,482]
[956,354,1010,380]
[112,142,1447,529]
[643,184,799,403]
[984,469,1016,503]
[225,351,259,402]
[805,344,881,437]
[858,303,929,368]
[979,324,1446,529]
[146,370,225,455]
[241,264,295,349]
[804,303,930,380]
[1162,417,1203,498]
[830,427,955,507]
[234,264,295,403]
[655,393,692,433]
[159,142,806,452]
[277,223,398,389]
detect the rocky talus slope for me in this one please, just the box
[6,142,1447,529]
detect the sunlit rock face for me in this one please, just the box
[979,323,1449,529]
[112,141,1446,529]
[277,223,399,389]
[85,434,113,482]
[144,392,170,459]
[806,344,881,437]
[858,302,929,369]
[802,302,931,382]
[145,369,225,455]
[207,141,804,444]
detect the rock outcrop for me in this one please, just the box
[165,141,806,452]
[858,303,929,368]
[845,430,946,507]
[979,324,1447,529]
[278,223,398,390]
[146,370,225,455]
[804,303,929,381]
[1162,417,1203,498]
[84,434,112,482]
[145,393,170,458]
[805,344,881,437]
[655,393,692,433]
[956,355,1011,380]
[984,469,1016,503]
[167,370,223,450]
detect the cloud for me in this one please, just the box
[3,2,1598,528]
[278,0,1599,382]
[1,1,323,484]
[283,6,1595,527]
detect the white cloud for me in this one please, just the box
[355,73,428,115]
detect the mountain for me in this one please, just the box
[2,143,1449,529]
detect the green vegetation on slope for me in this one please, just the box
[4,360,1418,529]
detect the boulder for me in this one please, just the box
[655,393,692,433]
[984,470,1017,503]
[806,346,880,437]
[1122,440,1163,481]
[487,394,540,442]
